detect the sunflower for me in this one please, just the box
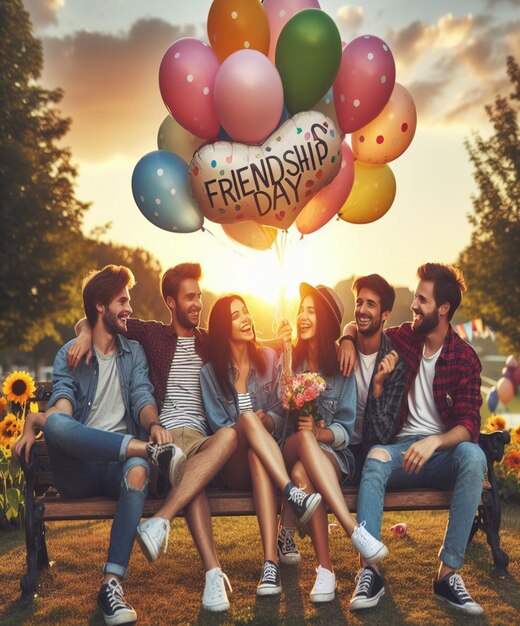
[511,425,520,445]
[0,396,7,414]
[504,449,520,472]
[0,413,23,443]
[2,371,36,405]
[488,415,507,431]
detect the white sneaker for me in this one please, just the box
[136,517,169,562]
[310,565,336,603]
[351,522,388,564]
[202,568,232,612]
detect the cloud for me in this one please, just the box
[406,79,448,119]
[24,0,65,28]
[336,5,364,33]
[41,18,196,161]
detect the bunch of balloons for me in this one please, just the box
[131,0,417,250]
[488,355,520,412]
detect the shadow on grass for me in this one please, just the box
[467,539,520,613]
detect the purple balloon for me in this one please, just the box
[333,35,395,133]
[159,38,220,140]
[214,50,284,144]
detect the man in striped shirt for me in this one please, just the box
[339,263,486,615]
[71,263,237,612]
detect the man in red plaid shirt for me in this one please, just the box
[339,263,486,615]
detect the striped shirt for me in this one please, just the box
[159,337,209,435]
[237,392,254,413]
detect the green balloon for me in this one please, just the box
[275,9,342,115]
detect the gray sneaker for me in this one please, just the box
[277,526,301,565]
[136,517,169,562]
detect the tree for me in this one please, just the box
[458,56,520,355]
[0,1,90,350]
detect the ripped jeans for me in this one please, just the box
[357,435,487,570]
[44,412,149,579]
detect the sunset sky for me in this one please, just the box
[23,0,520,305]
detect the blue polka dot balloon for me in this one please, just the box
[132,150,204,233]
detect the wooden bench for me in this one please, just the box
[19,383,511,604]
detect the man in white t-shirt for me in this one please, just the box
[15,265,185,625]
[340,263,486,615]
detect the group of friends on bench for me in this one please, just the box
[14,260,487,625]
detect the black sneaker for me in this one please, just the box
[97,578,137,625]
[257,560,282,596]
[286,486,322,525]
[349,566,385,611]
[434,572,483,615]
[146,442,186,487]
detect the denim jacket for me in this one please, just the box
[200,347,284,441]
[48,335,157,440]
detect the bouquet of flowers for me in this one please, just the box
[280,372,327,423]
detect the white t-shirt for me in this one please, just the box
[86,350,127,433]
[160,337,209,435]
[352,351,378,445]
[398,345,445,437]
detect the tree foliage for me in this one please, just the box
[458,56,520,354]
[0,0,90,350]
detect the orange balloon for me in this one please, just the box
[338,161,396,224]
[222,221,278,250]
[352,83,417,164]
[207,0,270,62]
[497,377,515,405]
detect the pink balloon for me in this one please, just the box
[333,35,396,134]
[263,0,321,62]
[159,38,220,140]
[497,377,515,404]
[214,50,284,144]
[296,140,354,235]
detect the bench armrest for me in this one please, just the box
[478,430,511,464]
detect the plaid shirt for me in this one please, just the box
[386,323,482,442]
[125,319,209,412]
[361,331,406,450]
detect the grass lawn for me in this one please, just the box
[0,506,519,625]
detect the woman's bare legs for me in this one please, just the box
[234,411,292,491]
[291,460,332,571]
[283,430,357,536]
[249,449,278,562]
[222,424,278,563]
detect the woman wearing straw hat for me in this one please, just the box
[277,283,388,603]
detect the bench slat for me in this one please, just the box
[36,488,454,521]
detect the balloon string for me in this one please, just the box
[203,227,248,258]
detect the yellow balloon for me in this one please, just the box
[352,83,417,164]
[207,0,270,62]
[157,116,205,164]
[339,162,396,224]
[222,221,278,250]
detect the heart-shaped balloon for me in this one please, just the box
[189,111,342,230]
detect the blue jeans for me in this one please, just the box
[44,412,149,579]
[357,435,487,570]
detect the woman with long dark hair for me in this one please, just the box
[277,283,388,603]
[200,295,322,597]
